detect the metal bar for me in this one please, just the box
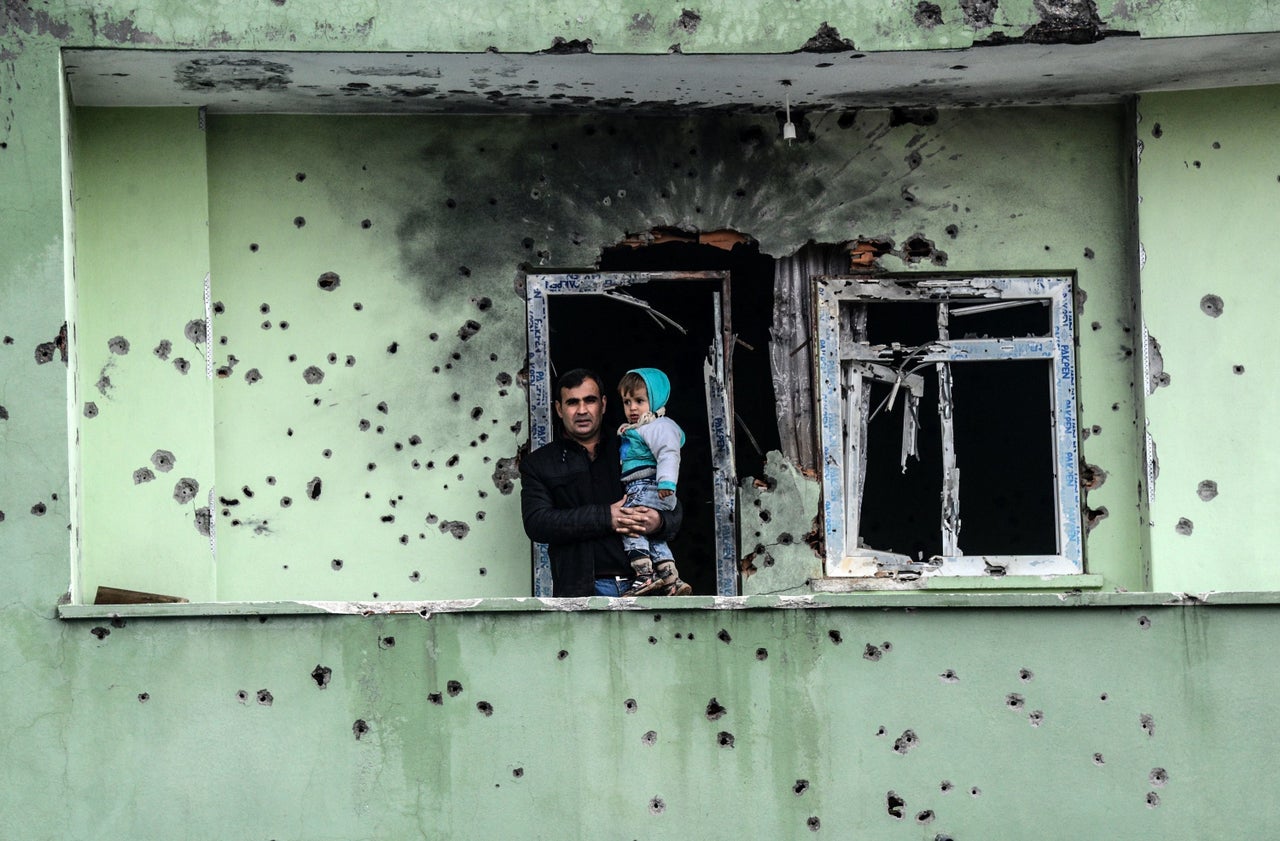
[949,299,1048,317]
[814,281,847,577]
[936,302,960,558]
[524,274,554,596]
[843,337,1056,363]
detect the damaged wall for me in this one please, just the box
[1136,85,1280,592]
[3,0,1280,838]
[70,103,1141,599]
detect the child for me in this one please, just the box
[617,368,692,597]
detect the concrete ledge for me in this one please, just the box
[56,587,1272,619]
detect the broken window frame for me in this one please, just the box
[525,270,739,597]
[813,274,1084,579]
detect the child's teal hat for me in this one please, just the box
[627,367,671,412]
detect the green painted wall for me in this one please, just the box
[70,103,1140,600]
[2,1,1280,838]
[1136,85,1280,593]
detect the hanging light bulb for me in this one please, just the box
[782,89,797,143]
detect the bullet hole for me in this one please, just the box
[107,335,130,355]
[470,406,483,421]
[1028,710,1044,727]
[34,341,55,364]
[261,321,272,330]
[81,401,98,419]
[446,454,460,467]
[778,532,794,545]
[893,730,919,754]
[361,218,372,229]
[1175,517,1194,536]
[331,559,343,570]
[1197,480,1218,501]
[294,216,306,228]
[242,485,255,498]
[512,767,524,778]
[649,796,666,814]
[828,629,842,644]
[326,353,338,364]
[168,476,198,501]
[863,644,882,661]
[459,320,481,341]
[446,680,463,697]
[1233,364,1245,375]
[1138,614,1151,629]
[1006,693,1025,710]
[184,319,206,345]
[716,628,732,644]
[380,514,394,523]
[875,726,886,737]
[387,341,398,354]
[905,150,923,169]
[1200,294,1224,317]
[916,810,935,824]
[444,197,457,209]
[173,357,190,374]
[280,496,295,508]
[352,719,369,739]
[378,635,396,650]
[475,701,494,716]
[970,787,982,797]
[425,513,438,524]
[440,520,470,539]
[266,476,276,485]
[152,339,173,360]
[30,502,46,516]
[354,302,363,311]
[706,698,727,720]
[457,266,472,279]
[303,366,325,385]
[794,779,809,796]
[1140,713,1155,737]
[1146,792,1161,808]
[1085,505,1109,532]
[887,791,906,819]
[311,665,332,689]
[1093,752,1105,765]
[288,354,297,362]
[806,817,821,832]
[940,780,953,793]
[939,669,959,683]
[717,731,735,748]
[236,690,249,703]
[426,691,443,705]
[1081,463,1107,490]
[137,692,150,703]
[256,689,273,706]
[88,626,110,640]
[1149,767,1169,787]
[1019,667,1034,682]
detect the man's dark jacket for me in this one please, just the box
[520,430,682,597]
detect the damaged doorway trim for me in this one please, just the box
[526,271,738,597]
[814,274,1083,581]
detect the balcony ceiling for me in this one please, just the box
[65,33,1280,115]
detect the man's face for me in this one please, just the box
[555,379,606,446]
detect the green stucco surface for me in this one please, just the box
[3,0,1280,838]
[1137,85,1280,593]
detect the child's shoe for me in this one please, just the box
[621,575,664,597]
[654,561,692,596]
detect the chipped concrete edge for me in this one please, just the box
[55,589,1270,618]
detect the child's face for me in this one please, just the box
[621,386,650,424]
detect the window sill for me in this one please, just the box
[810,574,1106,592]
[55,587,1278,619]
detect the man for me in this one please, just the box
[520,368,683,597]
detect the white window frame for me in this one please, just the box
[525,270,739,597]
[814,274,1083,579]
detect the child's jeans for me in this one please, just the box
[621,477,676,563]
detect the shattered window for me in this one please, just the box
[814,276,1083,580]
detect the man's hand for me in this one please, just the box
[610,496,661,535]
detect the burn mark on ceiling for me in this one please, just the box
[176,57,293,93]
